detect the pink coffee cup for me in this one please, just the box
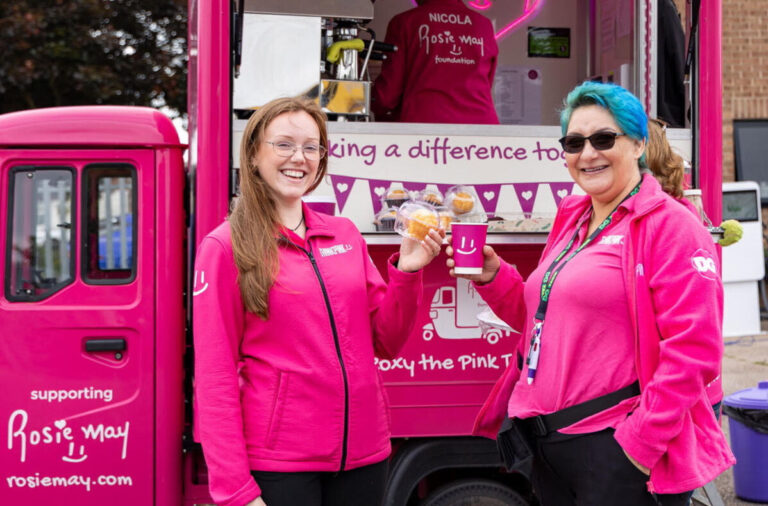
[302,195,337,215]
[451,223,488,275]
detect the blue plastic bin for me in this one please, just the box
[723,381,768,503]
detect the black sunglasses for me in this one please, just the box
[558,132,627,154]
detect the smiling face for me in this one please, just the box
[565,105,645,210]
[455,235,477,255]
[254,111,321,207]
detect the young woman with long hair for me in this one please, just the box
[193,97,443,506]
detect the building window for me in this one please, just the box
[5,167,75,301]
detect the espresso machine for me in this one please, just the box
[233,0,395,120]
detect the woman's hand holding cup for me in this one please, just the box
[446,241,500,284]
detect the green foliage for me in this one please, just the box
[0,0,187,117]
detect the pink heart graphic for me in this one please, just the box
[483,191,495,201]
[468,0,492,10]
[336,183,349,193]
[409,0,544,40]
[521,191,533,201]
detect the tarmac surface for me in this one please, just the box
[712,332,768,505]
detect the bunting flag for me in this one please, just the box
[435,183,455,197]
[327,174,573,216]
[473,184,502,215]
[548,182,575,207]
[402,181,428,194]
[329,175,356,213]
[512,183,539,217]
[367,178,394,213]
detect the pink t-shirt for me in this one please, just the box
[508,199,640,433]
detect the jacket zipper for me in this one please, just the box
[303,244,350,472]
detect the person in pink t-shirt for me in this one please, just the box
[446,82,734,505]
[372,0,499,124]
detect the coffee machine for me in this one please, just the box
[233,0,392,120]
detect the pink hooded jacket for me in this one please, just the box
[472,174,735,493]
[193,206,423,506]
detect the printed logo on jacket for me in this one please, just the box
[691,249,719,280]
[319,244,353,257]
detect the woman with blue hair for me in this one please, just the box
[446,82,734,505]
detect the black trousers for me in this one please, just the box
[528,428,692,506]
[250,459,388,506]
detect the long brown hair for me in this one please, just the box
[646,118,685,198]
[230,97,329,318]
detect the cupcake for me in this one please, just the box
[374,207,397,231]
[451,191,474,214]
[384,187,410,208]
[395,201,439,240]
[445,185,477,215]
[435,206,453,233]
[407,209,439,240]
[417,189,444,207]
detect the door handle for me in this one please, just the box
[85,338,126,352]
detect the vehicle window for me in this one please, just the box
[83,165,136,283]
[6,168,74,301]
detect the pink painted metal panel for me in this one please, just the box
[154,145,187,505]
[0,148,157,503]
[191,0,231,249]
[698,0,723,227]
[0,106,182,149]
[369,242,543,437]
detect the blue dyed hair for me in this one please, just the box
[560,81,648,166]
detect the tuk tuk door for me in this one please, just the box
[0,148,156,504]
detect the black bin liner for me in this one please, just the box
[723,405,768,435]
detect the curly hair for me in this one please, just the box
[645,118,685,198]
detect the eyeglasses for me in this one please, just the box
[265,141,327,160]
[558,132,627,154]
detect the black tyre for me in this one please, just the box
[420,478,530,506]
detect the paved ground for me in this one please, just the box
[712,332,768,505]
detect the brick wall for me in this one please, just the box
[669,0,768,182]
[722,0,768,182]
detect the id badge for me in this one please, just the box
[526,321,543,384]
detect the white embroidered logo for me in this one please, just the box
[598,235,624,245]
[193,270,209,296]
[691,249,718,280]
[319,244,353,257]
[693,257,717,274]
[636,263,644,276]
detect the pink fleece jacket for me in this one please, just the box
[193,205,423,506]
[372,0,499,124]
[473,174,735,493]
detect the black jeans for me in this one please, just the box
[250,459,388,506]
[527,428,691,506]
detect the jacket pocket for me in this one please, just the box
[265,370,290,449]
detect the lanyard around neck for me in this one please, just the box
[535,180,641,321]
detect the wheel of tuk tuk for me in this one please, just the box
[420,478,530,506]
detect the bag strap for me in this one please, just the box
[520,381,640,437]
